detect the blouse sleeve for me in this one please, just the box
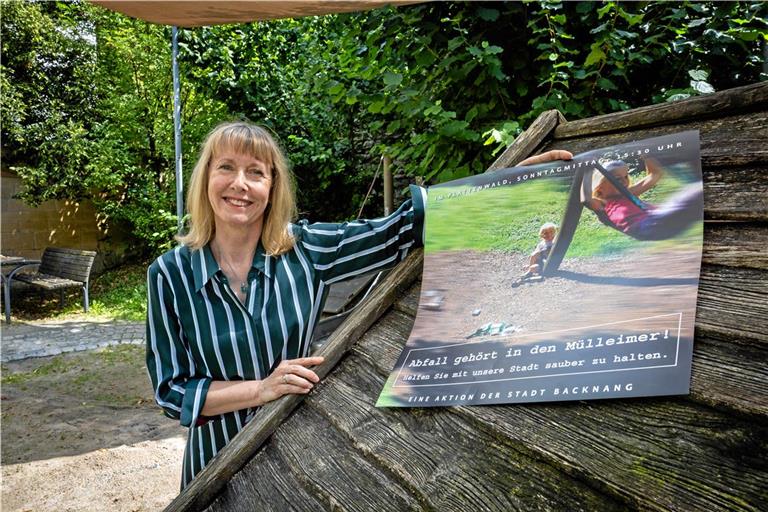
[145,260,211,428]
[295,184,427,284]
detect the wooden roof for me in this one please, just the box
[168,81,768,511]
[92,1,419,27]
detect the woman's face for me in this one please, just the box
[207,147,272,233]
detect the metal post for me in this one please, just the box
[383,155,393,216]
[172,26,184,234]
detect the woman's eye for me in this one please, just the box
[219,163,233,171]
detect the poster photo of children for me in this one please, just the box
[377,131,703,407]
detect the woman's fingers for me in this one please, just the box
[517,150,573,166]
[280,372,315,390]
[270,356,325,395]
[278,356,324,368]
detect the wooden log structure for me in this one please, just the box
[167,82,768,512]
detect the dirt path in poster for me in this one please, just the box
[412,248,701,346]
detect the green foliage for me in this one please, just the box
[1,1,227,255]
[2,0,765,250]
[177,1,765,224]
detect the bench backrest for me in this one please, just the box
[38,247,97,283]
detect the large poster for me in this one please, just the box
[377,131,703,407]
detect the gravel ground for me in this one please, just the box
[1,345,186,511]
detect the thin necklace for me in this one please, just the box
[213,245,250,295]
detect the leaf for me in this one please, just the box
[584,45,606,67]
[383,71,402,86]
[477,7,499,22]
[687,69,708,81]
[414,49,435,66]
[666,93,691,102]
[690,80,715,94]
[596,77,617,90]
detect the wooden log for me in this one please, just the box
[553,82,768,139]
[487,110,566,171]
[307,360,627,511]
[165,250,423,512]
[354,309,768,511]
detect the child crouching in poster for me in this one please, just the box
[513,222,557,286]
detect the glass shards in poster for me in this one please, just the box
[377,131,703,407]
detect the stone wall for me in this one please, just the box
[1,170,133,273]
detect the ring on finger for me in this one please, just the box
[282,374,289,384]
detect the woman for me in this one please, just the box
[589,158,703,240]
[146,120,569,488]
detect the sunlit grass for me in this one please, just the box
[424,170,700,257]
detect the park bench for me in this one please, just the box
[13,247,97,312]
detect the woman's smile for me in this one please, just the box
[208,149,272,231]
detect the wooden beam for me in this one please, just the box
[486,109,567,171]
[554,81,768,139]
[165,250,424,512]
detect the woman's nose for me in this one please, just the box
[230,169,248,189]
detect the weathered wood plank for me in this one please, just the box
[308,356,627,511]
[488,109,566,171]
[553,82,768,139]
[547,109,767,164]
[546,109,768,167]
[703,224,768,269]
[696,264,768,343]
[393,283,420,317]
[702,166,768,221]
[690,333,768,418]
[206,448,326,512]
[209,405,421,511]
[354,310,768,511]
[166,250,423,512]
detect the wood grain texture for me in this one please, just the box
[703,224,768,269]
[690,333,768,418]
[696,264,768,343]
[206,448,327,512]
[353,308,768,512]
[547,110,768,170]
[702,167,768,221]
[553,82,768,139]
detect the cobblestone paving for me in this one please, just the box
[0,319,144,362]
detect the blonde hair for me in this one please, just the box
[592,161,631,200]
[176,121,297,255]
[539,222,557,236]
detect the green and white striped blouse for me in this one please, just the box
[146,185,426,489]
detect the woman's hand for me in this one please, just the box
[255,356,325,406]
[517,150,573,166]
